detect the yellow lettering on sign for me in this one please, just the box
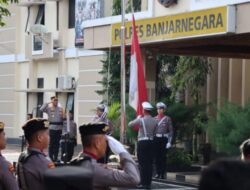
[112,6,229,46]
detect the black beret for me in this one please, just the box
[22,118,49,138]
[0,122,4,133]
[79,122,109,137]
[44,166,93,190]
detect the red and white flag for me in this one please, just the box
[129,15,148,116]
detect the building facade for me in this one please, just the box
[1,0,250,139]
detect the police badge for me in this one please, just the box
[158,0,177,8]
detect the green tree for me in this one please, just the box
[171,56,212,104]
[206,101,250,156]
[170,56,212,160]
[0,0,18,26]
[156,54,178,102]
[96,0,142,105]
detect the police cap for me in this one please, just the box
[142,101,153,111]
[156,102,167,109]
[44,166,93,190]
[96,104,105,112]
[50,96,58,101]
[22,118,49,139]
[79,122,109,137]
[0,122,4,133]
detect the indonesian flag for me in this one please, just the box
[129,15,148,116]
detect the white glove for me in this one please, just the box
[137,115,142,119]
[166,142,171,149]
[106,135,127,155]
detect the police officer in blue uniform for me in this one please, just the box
[17,118,55,190]
[128,102,157,189]
[0,121,19,190]
[154,102,173,179]
[40,96,64,162]
[76,122,140,190]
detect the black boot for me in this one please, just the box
[154,174,160,179]
[160,174,165,179]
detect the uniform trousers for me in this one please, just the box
[61,140,75,162]
[49,129,62,162]
[154,137,168,176]
[137,140,154,186]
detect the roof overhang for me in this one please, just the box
[84,3,250,59]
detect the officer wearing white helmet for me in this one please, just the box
[92,104,113,163]
[128,101,157,189]
[154,102,173,179]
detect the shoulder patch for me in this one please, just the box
[48,162,55,169]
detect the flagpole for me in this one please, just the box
[120,0,126,144]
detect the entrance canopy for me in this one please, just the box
[84,3,250,59]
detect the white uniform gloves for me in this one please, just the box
[166,142,171,149]
[106,135,128,155]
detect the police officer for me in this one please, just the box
[0,121,19,190]
[92,104,113,163]
[76,122,140,190]
[128,102,157,189]
[60,112,77,162]
[92,104,113,135]
[40,96,64,162]
[17,118,55,190]
[154,102,173,179]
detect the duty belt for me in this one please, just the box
[49,122,63,125]
[155,134,168,138]
[138,137,154,141]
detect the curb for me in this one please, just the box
[166,172,200,186]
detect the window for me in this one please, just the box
[27,78,29,89]
[36,93,44,117]
[32,35,43,55]
[56,77,58,88]
[66,93,74,114]
[68,0,75,28]
[35,4,45,25]
[37,78,44,88]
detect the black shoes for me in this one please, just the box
[154,174,160,179]
[154,174,165,179]
[137,184,151,189]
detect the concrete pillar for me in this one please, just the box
[217,58,229,109]
[206,58,218,115]
[228,59,242,105]
[242,59,250,106]
[58,0,69,75]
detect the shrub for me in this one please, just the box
[206,101,250,156]
[166,148,192,171]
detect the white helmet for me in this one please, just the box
[142,102,153,110]
[156,102,167,109]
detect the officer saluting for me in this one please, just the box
[17,118,55,190]
[0,121,19,190]
[75,122,140,190]
[128,101,157,189]
[40,96,64,162]
[154,102,173,179]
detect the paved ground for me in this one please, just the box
[116,181,197,190]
